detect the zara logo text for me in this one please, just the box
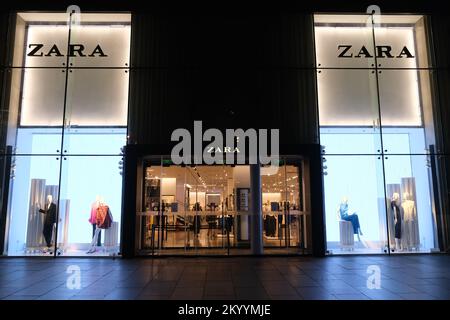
[337,45,414,58]
[27,44,108,57]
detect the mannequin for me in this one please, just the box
[39,194,57,250]
[89,195,102,247]
[192,202,202,237]
[206,202,218,239]
[337,197,363,241]
[401,192,418,250]
[390,192,402,251]
[87,198,112,254]
[401,192,416,220]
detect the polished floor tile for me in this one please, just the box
[295,287,338,300]
[1,255,450,300]
[234,287,270,300]
[104,288,143,300]
[2,295,39,300]
[204,281,235,296]
[398,293,436,300]
[203,295,236,300]
[261,281,298,296]
[170,287,204,300]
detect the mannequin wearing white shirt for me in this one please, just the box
[401,192,419,250]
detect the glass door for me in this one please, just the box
[139,157,161,254]
[261,157,308,254]
[283,157,306,254]
[187,165,231,255]
[138,161,238,256]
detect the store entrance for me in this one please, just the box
[261,161,308,254]
[135,156,310,255]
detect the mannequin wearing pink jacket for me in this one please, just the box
[87,196,102,253]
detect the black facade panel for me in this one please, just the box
[433,69,450,252]
[256,69,318,144]
[130,13,316,69]
[432,18,450,249]
[1,1,449,15]
[0,13,10,67]
[128,13,318,145]
[443,156,450,252]
[260,14,316,69]
[0,13,11,154]
[130,14,170,68]
[429,16,450,252]
[429,16,450,155]
[430,15,450,69]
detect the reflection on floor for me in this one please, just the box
[141,227,306,256]
[151,229,236,249]
[142,248,307,256]
[327,240,432,255]
[8,245,120,257]
[1,255,450,300]
[63,247,120,257]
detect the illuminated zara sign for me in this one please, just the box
[337,45,414,58]
[27,44,108,57]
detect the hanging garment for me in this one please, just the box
[206,215,218,228]
[270,202,280,212]
[96,205,113,229]
[225,216,233,232]
[264,215,277,237]
[218,215,233,233]
[192,215,201,234]
[277,214,284,238]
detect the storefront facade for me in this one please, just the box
[0,2,449,258]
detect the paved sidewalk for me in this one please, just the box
[0,255,449,300]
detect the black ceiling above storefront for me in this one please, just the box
[0,0,448,14]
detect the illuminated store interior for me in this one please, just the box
[135,158,310,255]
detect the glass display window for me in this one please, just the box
[1,12,131,257]
[323,155,388,254]
[3,155,61,256]
[315,14,440,255]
